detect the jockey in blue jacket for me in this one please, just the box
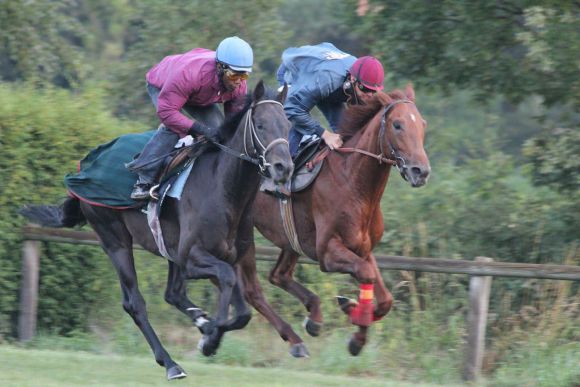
[276,42,385,157]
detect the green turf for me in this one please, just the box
[0,345,465,387]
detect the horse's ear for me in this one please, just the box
[253,79,265,101]
[277,82,288,103]
[405,83,415,102]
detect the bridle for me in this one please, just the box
[377,99,413,176]
[312,99,414,176]
[211,99,289,177]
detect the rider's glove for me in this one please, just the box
[190,121,222,143]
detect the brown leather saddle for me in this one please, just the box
[159,140,210,181]
[290,138,325,193]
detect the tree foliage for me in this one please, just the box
[355,1,579,111]
[523,127,580,194]
[0,0,88,87]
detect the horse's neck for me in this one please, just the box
[216,123,261,207]
[334,117,392,204]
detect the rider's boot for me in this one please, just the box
[126,124,179,201]
[130,177,154,200]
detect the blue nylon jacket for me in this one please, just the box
[277,43,356,138]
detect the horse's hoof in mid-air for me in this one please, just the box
[289,342,310,358]
[302,317,322,337]
[348,334,365,356]
[197,327,223,357]
[336,296,357,315]
[166,364,187,380]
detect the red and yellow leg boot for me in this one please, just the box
[348,283,375,327]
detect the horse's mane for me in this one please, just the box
[337,89,408,138]
[218,88,279,141]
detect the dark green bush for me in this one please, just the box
[0,82,142,337]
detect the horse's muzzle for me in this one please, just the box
[269,159,294,184]
[402,163,431,187]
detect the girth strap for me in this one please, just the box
[279,195,307,256]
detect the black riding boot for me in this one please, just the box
[126,124,179,200]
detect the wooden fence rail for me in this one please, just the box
[19,225,580,382]
[23,226,580,280]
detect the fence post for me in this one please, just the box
[463,256,493,382]
[18,239,40,342]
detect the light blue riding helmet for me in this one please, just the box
[216,36,253,72]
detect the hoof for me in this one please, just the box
[303,317,322,337]
[289,342,310,358]
[348,336,364,356]
[166,364,187,380]
[336,296,357,315]
[197,327,223,357]
[198,335,216,357]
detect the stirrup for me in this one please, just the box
[149,184,160,200]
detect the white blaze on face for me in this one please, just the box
[410,113,417,123]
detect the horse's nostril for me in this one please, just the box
[274,163,286,173]
[411,167,422,176]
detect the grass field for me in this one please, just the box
[0,345,465,387]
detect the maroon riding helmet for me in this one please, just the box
[349,56,385,91]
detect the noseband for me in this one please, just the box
[378,99,413,175]
[212,99,289,177]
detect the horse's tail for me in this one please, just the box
[20,197,85,228]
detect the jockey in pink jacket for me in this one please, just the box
[127,36,253,200]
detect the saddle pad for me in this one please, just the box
[65,131,156,208]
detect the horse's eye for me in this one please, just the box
[256,124,264,130]
[393,121,403,131]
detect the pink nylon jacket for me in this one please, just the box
[146,48,247,137]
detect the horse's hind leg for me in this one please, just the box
[269,249,323,338]
[238,243,309,357]
[85,211,186,380]
[164,261,213,332]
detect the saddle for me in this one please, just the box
[260,138,326,199]
[290,138,325,193]
[153,139,211,202]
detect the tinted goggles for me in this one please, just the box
[224,68,250,81]
[357,82,377,94]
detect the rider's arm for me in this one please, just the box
[276,64,287,87]
[155,70,198,138]
[285,85,326,138]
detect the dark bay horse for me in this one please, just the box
[238,84,430,357]
[21,81,293,380]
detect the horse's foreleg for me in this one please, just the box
[164,261,212,332]
[238,245,309,357]
[183,249,237,356]
[369,253,393,321]
[268,249,323,337]
[219,279,252,332]
[319,239,381,355]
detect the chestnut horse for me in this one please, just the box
[238,84,430,356]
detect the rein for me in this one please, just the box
[307,99,413,170]
[211,99,289,177]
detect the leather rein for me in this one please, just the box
[210,99,289,177]
[307,99,413,170]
